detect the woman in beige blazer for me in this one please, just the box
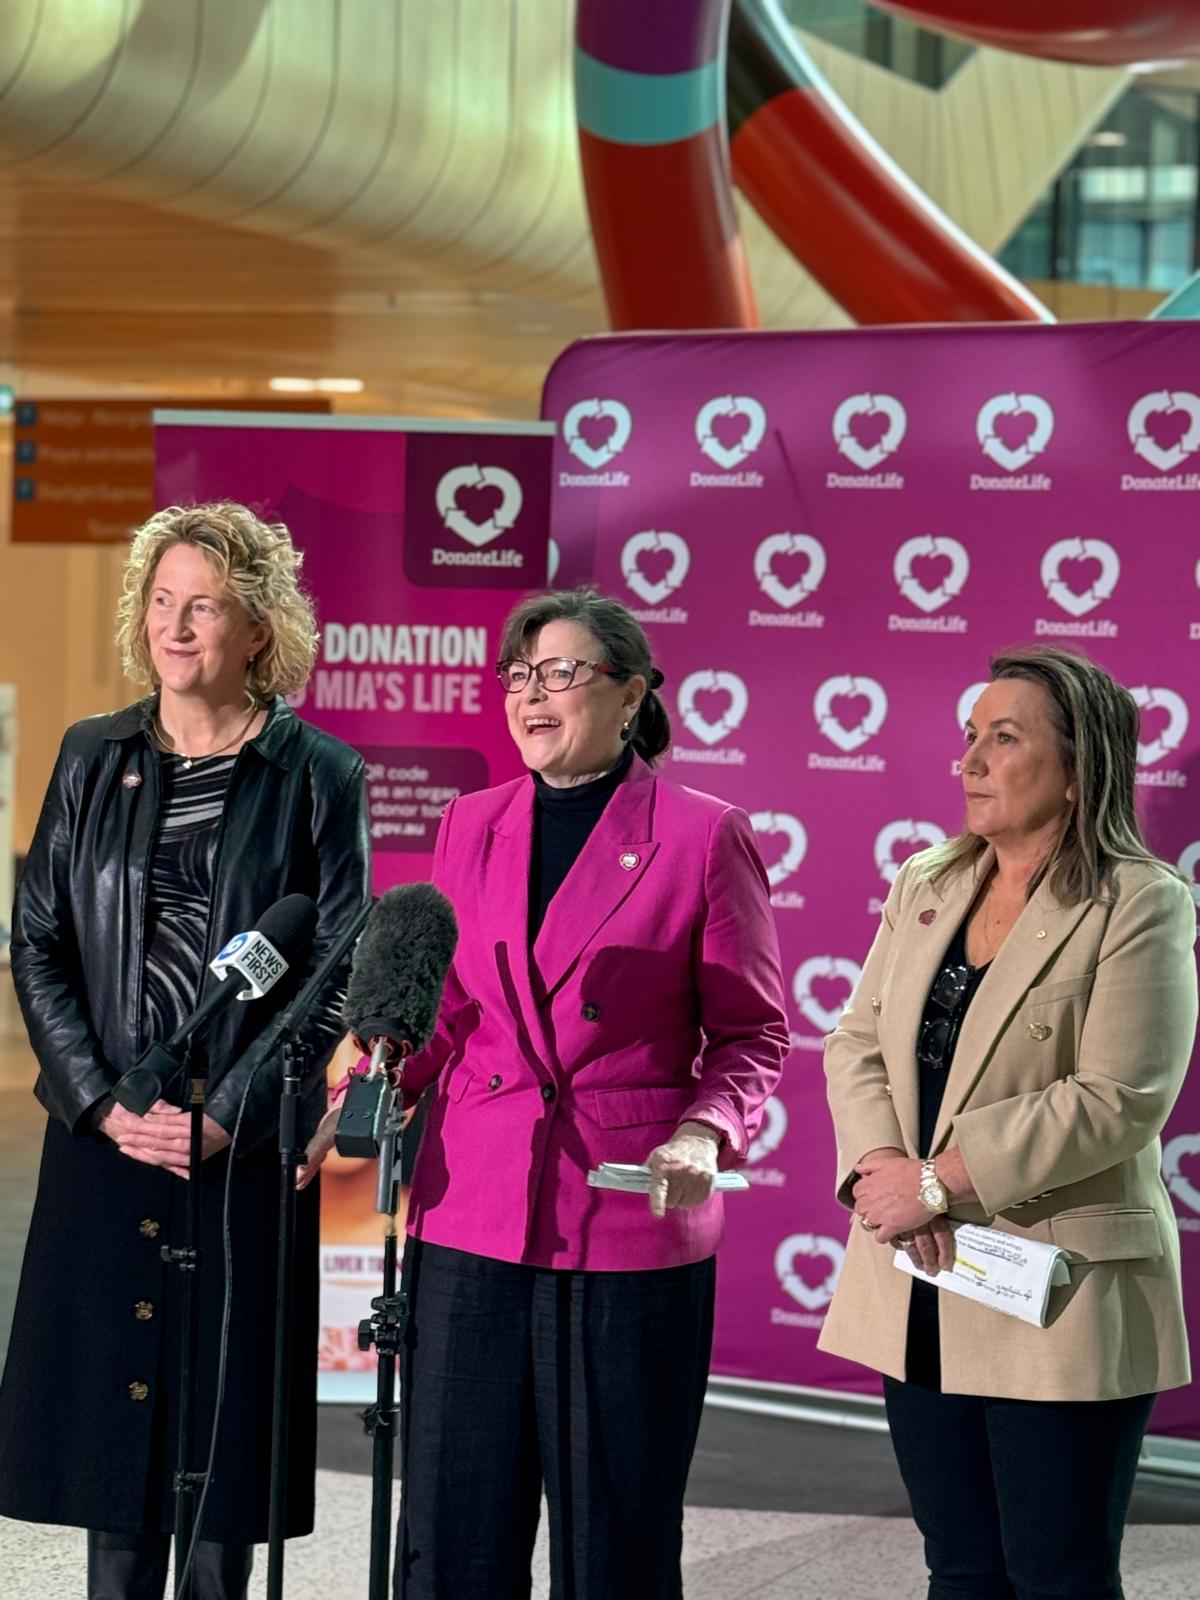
[821,645,1198,1600]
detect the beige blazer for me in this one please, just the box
[819,848,1198,1401]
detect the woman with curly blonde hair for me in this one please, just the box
[0,503,370,1599]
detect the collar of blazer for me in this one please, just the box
[487,754,661,1046]
[888,845,1094,1157]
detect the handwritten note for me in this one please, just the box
[893,1223,1070,1327]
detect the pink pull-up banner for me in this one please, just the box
[543,323,1200,1437]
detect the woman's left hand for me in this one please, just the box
[645,1121,721,1218]
[852,1154,933,1242]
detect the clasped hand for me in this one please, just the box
[852,1149,955,1276]
[644,1121,721,1219]
[101,1099,230,1179]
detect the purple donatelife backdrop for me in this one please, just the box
[543,324,1200,1438]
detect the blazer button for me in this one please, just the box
[1028,1022,1053,1041]
[883,1084,892,1097]
[541,1084,556,1102]
[139,1219,160,1239]
[581,1003,600,1022]
[134,1301,154,1321]
[487,1074,502,1091]
[129,1381,149,1402]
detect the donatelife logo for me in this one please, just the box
[1131,685,1189,780]
[750,532,826,632]
[1034,538,1120,642]
[693,394,767,477]
[811,675,888,773]
[620,530,690,621]
[1163,1132,1200,1231]
[746,1095,788,1188]
[435,465,523,550]
[564,398,632,467]
[1124,391,1200,490]
[403,432,550,589]
[890,536,969,634]
[750,811,808,910]
[772,1233,846,1326]
[673,670,749,768]
[874,819,947,886]
[972,393,1054,490]
[792,955,862,1039]
[829,393,906,489]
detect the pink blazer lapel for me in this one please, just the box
[532,759,660,1002]
[482,778,548,1066]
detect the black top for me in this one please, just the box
[528,744,634,941]
[911,916,990,1331]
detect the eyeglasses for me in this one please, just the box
[496,657,618,693]
[916,964,974,1072]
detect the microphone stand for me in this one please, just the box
[358,1081,406,1600]
[265,898,374,1600]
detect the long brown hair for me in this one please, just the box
[923,645,1166,903]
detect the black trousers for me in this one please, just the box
[394,1240,716,1600]
[883,1289,1154,1600]
[86,1529,252,1600]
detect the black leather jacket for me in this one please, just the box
[11,695,370,1148]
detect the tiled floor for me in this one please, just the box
[2,973,1199,1598]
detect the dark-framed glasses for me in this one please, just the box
[496,657,618,693]
[916,963,974,1072]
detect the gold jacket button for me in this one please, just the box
[1035,929,1047,939]
[1028,1022,1053,1041]
[871,997,882,1015]
[139,1219,160,1239]
[129,1381,149,1402]
[883,1084,893,1097]
[134,1301,154,1321]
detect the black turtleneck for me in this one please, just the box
[528,744,634,941]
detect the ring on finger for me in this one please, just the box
[859,1215,878,1233]
[895,1234,914,1247]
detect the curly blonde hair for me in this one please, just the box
[117,502,318,700]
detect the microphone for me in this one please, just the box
[114,894,320,1114]
[335,883,458,1158]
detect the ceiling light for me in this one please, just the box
[1088,131,1128,149]
[268,377,317,392]
[315,378,365,394]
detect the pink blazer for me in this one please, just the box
[403,755,789,1271]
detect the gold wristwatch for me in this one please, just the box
[918,1158,949,1215]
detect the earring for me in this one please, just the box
[619,721,632,742]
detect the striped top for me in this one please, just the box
[141,753,236,1061]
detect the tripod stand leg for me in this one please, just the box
[267,1039,308,1600]
[172,1059,206,1600]
[368,1223,401,1600]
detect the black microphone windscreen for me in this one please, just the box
[343,883,458,1052]
[257,894,320,960]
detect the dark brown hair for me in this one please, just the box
[498,588,670,764]
[925,644,1165,903]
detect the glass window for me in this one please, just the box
[780,1,974,88]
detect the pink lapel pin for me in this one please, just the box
[122,772,142,789]
[918,908,936,925]
[619,852,640,871]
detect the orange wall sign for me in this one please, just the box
[10,398,328,544]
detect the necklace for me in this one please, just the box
[154,707,259,769]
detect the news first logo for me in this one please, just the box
[791,956,862,1053]
[889,535,969,635]
[210,930,286,999]
[690,394,767,489]
[1163,1133,1200,1231]
[971,393,1054,491]
[432,465,525,569]
[772,1233,846,1327]
[1123,391,1200,491]
[1131,685,1189,789]
[672,670,749,768]
[810,674,888,774]
[750,811,808,910]
[749,532,826,631]
[560,398,633,486]
[829,393,906,490]
[620,530,690,624]
[745,1096,788,1188]
[1034,538,1121,642]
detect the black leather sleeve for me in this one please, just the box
[205,751,371,1149]
[11,731,118,1132]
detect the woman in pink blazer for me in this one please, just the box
[392,588,788,1600]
